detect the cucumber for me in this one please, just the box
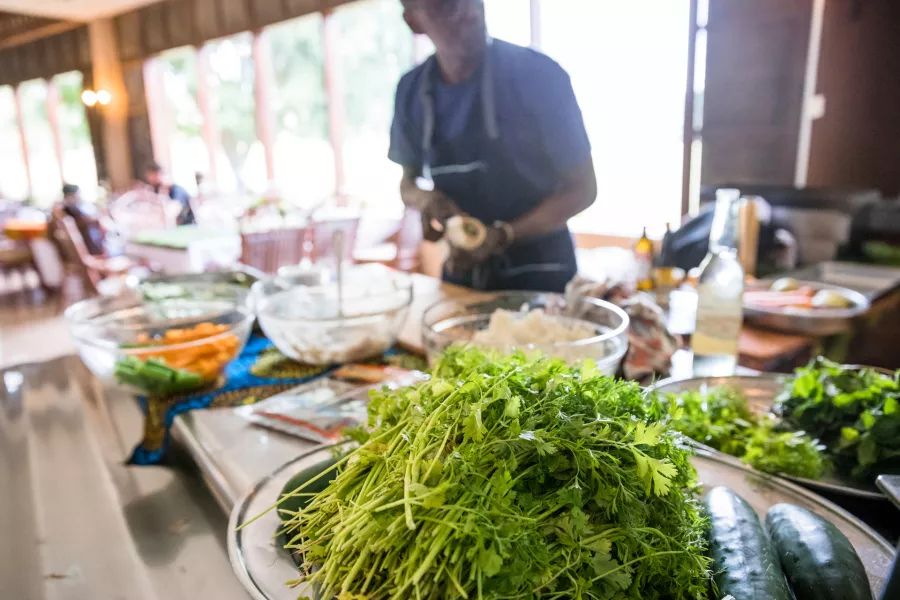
[766,503,872,600]
[277,454,341,522]
[704,486,792,600]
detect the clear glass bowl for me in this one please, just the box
[66,294,254,395]
[423,291,630,375]
[252,265,413,365]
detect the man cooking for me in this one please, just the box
[390,0,596,292]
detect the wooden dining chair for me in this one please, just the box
[109,188,174,237]
[239,226,308,274]
[52,216,134,294]
[0,237,38,295]
[308,217,360,266]
[354,208,423,272]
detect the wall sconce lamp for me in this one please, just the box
[81,88,112,107]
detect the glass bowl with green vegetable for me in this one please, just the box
[66,293,254,396]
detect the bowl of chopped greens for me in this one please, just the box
[66,294,253,396]
[650,359,900,499]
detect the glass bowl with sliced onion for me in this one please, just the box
[423,291,629,375]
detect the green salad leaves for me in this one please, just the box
[655,386,826,480]
[281,348,711,599]
[776,357,900,480]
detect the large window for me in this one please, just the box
[156,47,208,195]
[53,71,97,200]
[0,86,30,201]
[541,0,690,237]
[207,32,265,195]
[139,0,691,237]
[268,13,333,209]
[334,0,413,211]
[485,0,532,48]
[18,79,63,206]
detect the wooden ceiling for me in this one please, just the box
[0,10,80,50]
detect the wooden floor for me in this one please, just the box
[0,272,82,368]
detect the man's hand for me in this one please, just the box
[399,167,461,242]
[445,223,511,274]
[418,190,461,242]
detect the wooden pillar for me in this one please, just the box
[82,71,107,184]
[321,10,346,200]
[195,44,220,187]
[12,85,33,198]
[46,79,67,183]
[88,19,132,191]
[680,0,699,217]
[142,58,172,174]
[252,29,277,185]
[529,0,542,49]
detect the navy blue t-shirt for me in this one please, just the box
[389,39,591,222]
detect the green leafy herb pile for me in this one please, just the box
[654,386,826,480]
[281,348,711,599]
[776,357,900,480]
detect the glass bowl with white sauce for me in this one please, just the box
[252,264,413,365]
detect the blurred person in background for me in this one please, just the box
[390,0,596,292]
[143,162,196,226]
[55,183,106,255]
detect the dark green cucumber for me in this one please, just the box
[704,486,792,600]
[766,503,872,600]
[277,454,341,522]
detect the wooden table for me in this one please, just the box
[3,219,47,241]
[738,287,900,372]
[398,274,485,355]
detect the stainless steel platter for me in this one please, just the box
[228,445,895,600]
[649,374,885,500]
[743,279,870,336]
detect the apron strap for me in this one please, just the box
[419,39,499,181]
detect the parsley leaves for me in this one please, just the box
[283,348,711,599]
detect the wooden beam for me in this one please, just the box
[0,20,82,52]
[252,29,277,185]
[321,9,346,200]
[45,78,66,184]
[12,85,33,199]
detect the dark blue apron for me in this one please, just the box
[419,42,577,292]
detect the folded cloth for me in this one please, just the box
[566,276,678,383]
[128,337,426,465]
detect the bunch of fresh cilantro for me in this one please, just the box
[776,357,900,480]
[654,386,826,480]
[283,348,711,599]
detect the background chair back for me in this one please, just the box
[50,216,99,293]
[240,226,307,274]
[393,208,423,272]
[110,189,174,236]
[309,217,360,266]
[190,194,239,230]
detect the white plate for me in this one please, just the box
[229,446,895,600]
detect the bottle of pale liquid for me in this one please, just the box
[693,188,745,376]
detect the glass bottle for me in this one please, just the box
[692,188,745,376]
[634,227,654,291]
